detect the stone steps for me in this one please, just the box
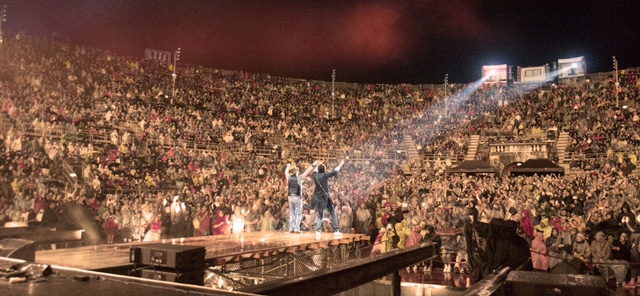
[464,135,480,161]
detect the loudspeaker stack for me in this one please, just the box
[130,243,206,285]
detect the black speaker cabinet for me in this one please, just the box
[141,268,204,285]
[130,244,205,270]
[0,238,36,262]
[504,271,608,296]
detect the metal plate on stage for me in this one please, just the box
[0,257,255,296]
[504,271,608,296]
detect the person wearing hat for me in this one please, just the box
[381,202,395,227]
[572,232,591,263]
[285,161,317,233]
[531,229,550,271]
[546,227,568,269]
[618,202,636,230]
[535,217,553,240]
[592,230,625,285]
[506,207,518,221]
[520,209,535,239]
[612,232,632,286]
[565,227,579,250]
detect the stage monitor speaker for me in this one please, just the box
[130,244,205,270]
[141,268,204,285]
[0,238,36,262]
[504,271,608,296]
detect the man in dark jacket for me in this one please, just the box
[40,202,59,227]
[492,219,533,272]
[312,160,344,236]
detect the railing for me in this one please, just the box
[420,152,465,163]
[459,267,510,296]
[61,160,77,186]
[5,111,631,181]
[240,242,436,296]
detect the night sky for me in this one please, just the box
[2,0,639,84]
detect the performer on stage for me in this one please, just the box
[312,160,345,236]
[285,160,317,233]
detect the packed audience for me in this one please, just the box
[1,33,640,285]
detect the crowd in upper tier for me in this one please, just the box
[1,32,640,283]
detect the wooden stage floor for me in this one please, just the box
[35,231,368,271]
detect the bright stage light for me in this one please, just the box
[232,218,245,233]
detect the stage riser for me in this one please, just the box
[35,231,368,291]
[36,231,368,271]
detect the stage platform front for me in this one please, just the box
[35,231,368,272]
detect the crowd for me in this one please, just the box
[1,33,640,284]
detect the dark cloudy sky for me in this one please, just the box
[2,0,639,84]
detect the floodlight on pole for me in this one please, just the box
[331,69,336,119]
[613,56,619,108]
[444,74,448,118]
[171,47,181,103]
[0,5,7,44]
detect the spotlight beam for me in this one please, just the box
[336,76,489,196]
[333,69,564,199]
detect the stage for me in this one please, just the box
[2,238,468,296]
[10,232,477,295]
[36,231,369,281]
